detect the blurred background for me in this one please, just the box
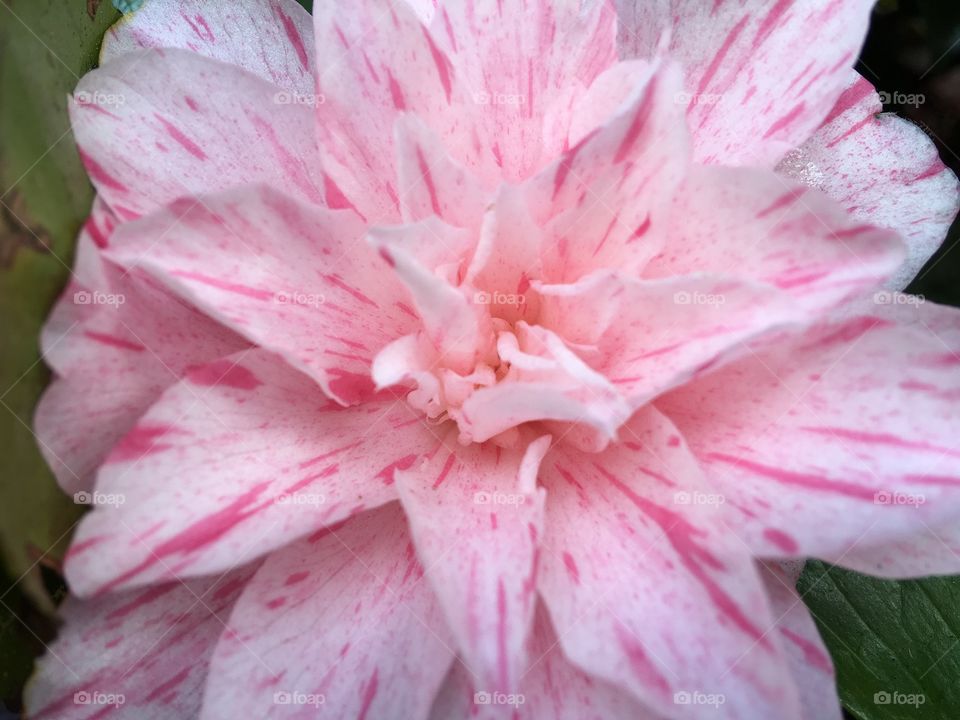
[1,0,959,717]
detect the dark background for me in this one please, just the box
[1,0,959,717]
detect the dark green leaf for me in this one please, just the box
[799,561,960,719]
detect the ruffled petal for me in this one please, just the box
[645,164,905,315]
[71,49,324,219]
[101,0,315,93]
[429,604,657,720]
[537,406,802,718]
[760,562,842,720]
[659,303,960,565]
[106,186,416,406]
[65,350,436,596]
[618,0,876,166]
[200,504,454,720]
[396,433,549,693]
[25,566,256,719]
[779,73,960,291]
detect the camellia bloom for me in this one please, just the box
[27,0,960,718]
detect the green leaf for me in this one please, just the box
[0,0,120,608]
[799,560,960,719]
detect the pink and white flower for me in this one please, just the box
[27,1,960,718]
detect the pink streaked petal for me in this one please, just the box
[106,185,417,406]
[759,562,842,720]
[464,184,544,326]
[429,604,657,720]
[369,220,483,375]
[659,302,960,563]
[580,273,804,409]
[35,265,246,494]
[65,350,436,596]
[780,72,960,291]
[394,113,490,227]
[454,324,632,446]
[645,164,905,315]
[312,0,470,223]
[71,49,324,219]
[538,406,802,718]
[396,432,550,693]
[528,61,689,282]
[619,0,875,166]
[25,565,257,720]
[435,0,618,182]
[200,504,455,720]
[101,0,315,93]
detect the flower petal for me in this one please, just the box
[436,0,618,182]
[25,566,256,720]
[759,562,842,720]
[65,350,436,596]
[779,73,960,291]
[429,604,656,720]
[645,164,905,315]
[101,0,315,93]
[106,185,416,406]
[539,272,803,410]
[537,406,802,718]
[455,324,633,445]
[200,504,455,720]
[35,259,245,493]
[618,0,875,165]
[71,49,324,219]
[529,61,689,282]
[395,432,549,693]
[659,303,960,565]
